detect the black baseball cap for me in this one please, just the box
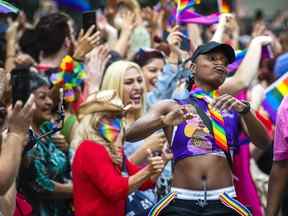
[190,41,235,64]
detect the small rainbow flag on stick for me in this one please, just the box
[262,72,288,123]
[177,0,198,13]
[217,0,232,13]
[176,0,219,25]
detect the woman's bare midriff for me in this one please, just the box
[172,154,233,190]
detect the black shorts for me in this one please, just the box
[159,198,240,216]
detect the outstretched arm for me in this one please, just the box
[219,36,272,96]
[126,100,176,142]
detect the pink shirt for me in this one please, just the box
[273,96,288,161]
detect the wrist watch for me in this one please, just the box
[238,101,251,114]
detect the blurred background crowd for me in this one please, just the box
[0,0,287,216]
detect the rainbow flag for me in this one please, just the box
[176,9,220,25]
[0,0,19,14]
[262,72,288,123]
[176,0,219,25]
[217,0,232,13]
[55,0,91,11]
[177,0,198,13]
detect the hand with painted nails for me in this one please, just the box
[211,94,250,113]
[7,95,36,142]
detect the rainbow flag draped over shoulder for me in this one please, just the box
[176,0,220,25]
[262,72,288,123]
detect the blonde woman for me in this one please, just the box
[100,60,166,164]
[72,90,170,216]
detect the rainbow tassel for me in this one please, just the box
[219,192,252,216]
[148,192,177,216]
[50,55,87,103]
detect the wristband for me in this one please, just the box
[238,101,251,115]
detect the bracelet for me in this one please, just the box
[238,101,251,115]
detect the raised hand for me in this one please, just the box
[86,45,111,93]
[251,35,273,47]
[211,94,250,113]
[7,95,35,144]
[73,26,102,61]
[167,25,189,64]
[218,13,238,32]
[121,10,136,34]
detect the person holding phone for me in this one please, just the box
[17,72,74,216]
[0,96,35,216]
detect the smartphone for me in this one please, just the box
[11,67,31,106]
[82,11,97,33]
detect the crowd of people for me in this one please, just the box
[0,0,288,215]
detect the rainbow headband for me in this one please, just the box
[50,55,87,103]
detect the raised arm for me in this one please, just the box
[219,36,272,96]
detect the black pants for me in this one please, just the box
[159,198,240,216]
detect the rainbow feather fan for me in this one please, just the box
[50,55,87,103]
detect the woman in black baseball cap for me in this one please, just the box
[126,41,271,215]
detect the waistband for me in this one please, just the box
[171,186,236,201]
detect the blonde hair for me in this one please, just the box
[101,60,145,119]
[71,113,123,165]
